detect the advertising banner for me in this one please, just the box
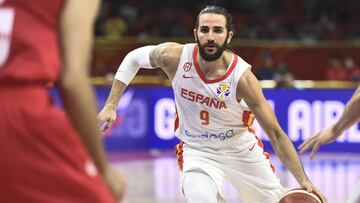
[51,87,360,152]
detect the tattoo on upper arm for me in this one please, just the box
[149,49,158,67]
[150,44,167,68]
[151,43,182,72]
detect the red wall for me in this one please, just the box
[92,40,360,80]
[236,45,360,80]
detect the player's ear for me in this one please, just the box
[227,31,233,44]
[193,29,197,42]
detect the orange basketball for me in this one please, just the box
[279,189,322,203]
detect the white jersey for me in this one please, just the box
[172,43,255,149]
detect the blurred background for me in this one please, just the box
[91,0,360,85]
[66,0,360,202]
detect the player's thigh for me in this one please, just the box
[228,160,284,202]
[231,177,284,203]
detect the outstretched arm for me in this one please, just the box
[97,42,183,130]
[237,69,327,203]
[299,86,360,158]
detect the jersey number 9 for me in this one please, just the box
[200,110,209,125]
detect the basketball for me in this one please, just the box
[279,189,322,203]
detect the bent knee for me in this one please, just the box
[182,172,218,203]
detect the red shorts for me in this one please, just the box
[0,86,116,203]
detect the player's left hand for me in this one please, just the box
[300,180,328,203]
[298,126,340,159]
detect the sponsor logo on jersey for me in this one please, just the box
[180,88,227,109]
[216,83,230,100]
[184,129,234,141]
[182,74,194,79]
[183,62,192,72]
[248,143,256,151]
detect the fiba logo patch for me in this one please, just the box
[216,83,230,100]
[183,62,192,72]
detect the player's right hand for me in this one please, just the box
[97,105,117,132]
[103,165,126,201]
[300,180,328,203]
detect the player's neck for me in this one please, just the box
[198,51,232,77]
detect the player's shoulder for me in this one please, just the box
[153,42,184,63]
[150,42,184,69]
[233,53,252,69]
[232,53,255,85]
[157,42,184,56]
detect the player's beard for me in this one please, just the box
[196,34,228,62]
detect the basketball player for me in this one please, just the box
[0,0,125,202]
[299,86,360,203]
[98,5,326,203]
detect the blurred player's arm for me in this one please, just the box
[237,69,327,203]
[331,86,360,135]
[98,42,183,130]
[299,86,360,158]
[59,0,124,200]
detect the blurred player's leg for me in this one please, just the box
[182,171,219,203]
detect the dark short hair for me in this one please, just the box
[195,5,233,32]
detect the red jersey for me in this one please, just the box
[0,0,64,84]
[0,1,117,202]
